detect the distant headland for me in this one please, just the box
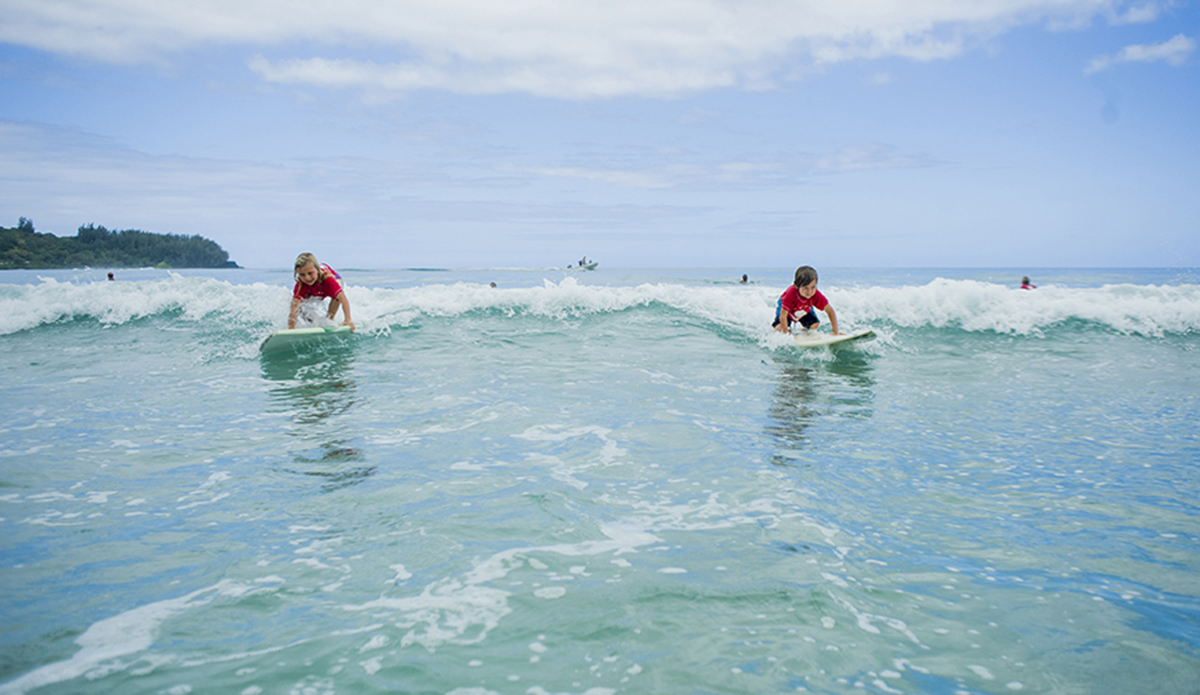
[1,218,239,270]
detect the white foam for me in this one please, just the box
[843,279,1200,335]
[337,521,661,654]
[5,273,1197,339]
[387,564,413,583]
[0,580,281,695]
[512,425,630,491]
[0,275,288,335]
[347,582,513,650]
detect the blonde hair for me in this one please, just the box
[294,252,325,281]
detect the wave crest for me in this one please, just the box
[841,279,1200,336]
[2,274,1197,338]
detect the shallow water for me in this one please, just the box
[1,267,1198,694]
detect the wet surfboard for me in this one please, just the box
[793,328,874,348]
[260,326,353,354]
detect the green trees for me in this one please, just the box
[0,219,239,269]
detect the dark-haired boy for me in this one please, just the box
[772,265,840,335]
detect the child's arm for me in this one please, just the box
[288,296,302,329]
[329,291,355,331]
[774,303,791,333]
[824,305,840,335]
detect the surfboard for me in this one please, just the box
[260,325,353,354]
[792,327,875,348]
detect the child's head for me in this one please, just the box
[793,266,818,288]
[793,265,818,298]
[294,252,323,285]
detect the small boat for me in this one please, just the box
[568,261,598,270]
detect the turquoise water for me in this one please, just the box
[1,267,1198,694]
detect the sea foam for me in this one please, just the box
[2,273,1197,338]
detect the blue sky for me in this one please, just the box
[1,0,1197,269]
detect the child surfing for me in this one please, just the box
[773,265,839,336]
[288,252,355,331]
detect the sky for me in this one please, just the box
[1,0,1197,269]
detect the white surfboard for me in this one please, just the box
[260,325,353,354]
[792,327,875,348]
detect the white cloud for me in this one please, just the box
[1109,1,1166,25]
[0,120,791,266]
[512,143,936,189]
[1085,33,1196,74]
[516,159,791,190]
[815,144,939,173]
[0,0,1154,98]
[521,166,680,190]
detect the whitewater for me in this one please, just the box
[1,266,1197,694]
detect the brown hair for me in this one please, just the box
[793,265,818,288]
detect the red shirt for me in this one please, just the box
[293,264,344,300]
[779,285,828,322]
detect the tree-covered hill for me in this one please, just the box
[1,218,239,269]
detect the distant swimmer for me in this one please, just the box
[289,252,355,331]
[740,274,748,284]
[773,265,840,336]
[1021,276,1037,290]
[107,272,114,281]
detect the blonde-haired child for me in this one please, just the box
[289,252,354,331]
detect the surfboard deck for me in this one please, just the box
[792,327,875,348]
[260,326,353,354]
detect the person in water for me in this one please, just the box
[289,252,355,331]
[1021,276,1037,290]
[773,265,840,335]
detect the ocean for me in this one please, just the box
[1,266,1198,695]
